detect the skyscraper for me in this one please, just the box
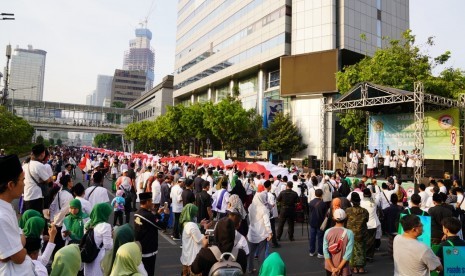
[174,0,409,158]
[94,75,113,107]
[9,45,47,101]
[123,28,155,93]
[111,69,146,107]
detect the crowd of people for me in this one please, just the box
[0,144,464,276]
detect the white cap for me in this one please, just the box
[122,169,128,173]
[333,209,347,221]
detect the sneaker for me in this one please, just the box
[317,254,324,258]
[309,252,317,257]
[179,245,183,249]
[172,237,181,241]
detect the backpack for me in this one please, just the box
[328,228,348,255]
[208,246,243,276]
[79,227,103,263]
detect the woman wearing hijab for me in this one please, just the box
[180,203,210,276]
[23,216,45,238]
[110,242,144,276]
[84,202,114,276]
[230,172,247,203]
[51,244,82,276]
[246,192,272,274]
[19,209,42,229]
[191,218,247,276]
[227,194,248,237]
[259,252,286,276]
[101,224,139,276]
[62,199,89,245]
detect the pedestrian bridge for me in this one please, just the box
[6,98,138,135]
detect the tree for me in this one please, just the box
[57,139,63,146]
[36,135,44,144]
[0,106,34,154]
[335,30,465,149]
[93,134,122,150]
[106,101,125,124]
[260,112,307,160]
[49,138,55,145]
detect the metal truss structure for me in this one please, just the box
[321,82,465,184]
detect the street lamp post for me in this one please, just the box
[1,44,12,106]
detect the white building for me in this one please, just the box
[94,75,113,107]
[173,0,409,160]
[9,45,47,101]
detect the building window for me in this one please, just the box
[197,92,209,103]
[216,86,230,102]
[268,70,280,88]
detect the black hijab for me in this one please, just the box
[230,179,247,203]
[214,218,235,253]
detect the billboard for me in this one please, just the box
[262,98,283,128]
[245,150,268,160]
[368,108,460,160]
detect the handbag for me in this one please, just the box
[320,207,331,231]
[328,228,348,255]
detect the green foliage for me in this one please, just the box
[335,30,465,149]
[106,101,125,124]
[0,106,34,154]
[260,112,307,159]
[93,134,122,150]
[49,138,55,145]
[36,135,44,144]
[56,139,63,146]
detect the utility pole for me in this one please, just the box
[1,44,12,106]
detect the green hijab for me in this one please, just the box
[19,209,42,229]
[101,224,135,276]
[179,203,198,233]
[23,217,45,238]
[63,199,88,241]
[89,203,112,227]
[259,252,286,276]
[230,174,238,190]
[51,244,82,276]
[109,242,142,276]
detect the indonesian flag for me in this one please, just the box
[78,153,91,171]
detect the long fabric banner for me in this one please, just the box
[368,108,460,160]
[443,246,465,276]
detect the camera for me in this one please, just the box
[205,229,215,245]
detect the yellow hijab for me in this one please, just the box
[110,242,142,276]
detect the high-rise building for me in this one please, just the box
[9,45,47,101]
[111,69,146,107]
[174,0,409,158]
[123,28,155,93]
[94,75,113,107]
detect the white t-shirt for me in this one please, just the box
[418,191,429,209]
[151,180,161,204]
[23,161,51,201]
[77,196,92,215]
[170,184,184,213]
[393,235,441,276]
[49,189,74,226]
[234,231,249,255]
[180,222,203,266]
[85,186,110,209]
[211,188,229,214]
[0,199,35,276]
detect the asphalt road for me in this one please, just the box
[16,168,395,275]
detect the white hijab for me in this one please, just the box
[248,192,268,224]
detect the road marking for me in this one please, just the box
[160,232,177,245]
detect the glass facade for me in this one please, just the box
[175,6,288,74]
[264,89,290,113]
[9,47,47,101]
[216,85,230,102]
[268,70,280,89]
[239,76,258,111]
[174,33,288,90]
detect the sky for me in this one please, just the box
[0,0,464,105]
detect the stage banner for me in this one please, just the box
[262,98,283,128]
[443,246,465,276]
[369,108,459,160]
[212,151,226,160]
[397,214,431,248]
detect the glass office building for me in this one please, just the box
[9,45,47,101]
[123,28,155,94]
[174,0,409,158]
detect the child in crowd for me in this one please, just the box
[111,190,125,226]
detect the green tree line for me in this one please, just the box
[123,97,307,160]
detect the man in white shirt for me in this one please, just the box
[151,173,162,210]
[170,178,185,240]
[0,155,35,275]
[23,144,52,213]
[264,181,280,248]
[379,182,399,210]
[212,181,230,219]
[85,171,110,209]
[418,184,429,210]
[55,163,72,186]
